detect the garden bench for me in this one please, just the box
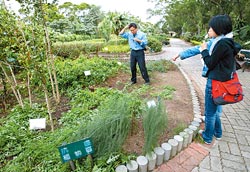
[239,49,250,72]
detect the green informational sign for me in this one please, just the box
[58,138,94,163]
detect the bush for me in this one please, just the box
[182,32,192,42]
[53,33,92,42]
[53,39,106,58]
[101,45,130,53]
[152,34,170,45]
[55,56,122,90]
[191,34,204,42]
[147,37,162,52]
[107,38,128,45]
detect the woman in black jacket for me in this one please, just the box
[199,15,240,144]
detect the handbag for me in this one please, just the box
[212,72,243,105]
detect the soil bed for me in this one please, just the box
[103,64,193,155]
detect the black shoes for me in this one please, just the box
[129,81,150,85]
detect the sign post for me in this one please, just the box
[58,138,94,170]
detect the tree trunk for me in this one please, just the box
[0,62,24,108]
[0,70,7,113]
[39,0,60,104]
[46,58,57,102]
[8,63,24,107]
[41,80,54,132]
[27,72,32,107]
[18,21,33,107]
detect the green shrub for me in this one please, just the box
[147,37,162,52]
[191,34,204,42]
[235,39,250,49]
[53,39,106,58]
[182,32,192,42]
[152,34,170,45]
[243,41,250,49]
[55,56,121,90]
[53,42,81,58]
[235,25,250,49]
[107,38,127,45]
[101,45,130,53]
[53,33,92,42]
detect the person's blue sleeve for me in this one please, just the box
[179,45,201,59]
[179,39,214,60]
[119,32,129,39]
[140,33,147,47]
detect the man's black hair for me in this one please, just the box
[128,23,137,29]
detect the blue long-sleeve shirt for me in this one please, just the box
[179,39,214,77]
[119,30,147,50]
[179,39,214,60]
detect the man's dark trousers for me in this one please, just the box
[130,49,150,83]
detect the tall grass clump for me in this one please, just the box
[71,94,140,158]
[143,98,168,155]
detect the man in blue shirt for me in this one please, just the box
[119,23,150,85]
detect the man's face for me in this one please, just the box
[129,27,137,35]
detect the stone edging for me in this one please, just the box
[177,65,202,117]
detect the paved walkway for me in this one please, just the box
[150,38,250,172]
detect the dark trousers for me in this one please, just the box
[130,50,150,83]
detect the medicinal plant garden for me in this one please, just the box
[0,0,250,171]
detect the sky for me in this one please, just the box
[5,0,160,23]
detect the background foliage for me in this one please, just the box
[150,0,250,48]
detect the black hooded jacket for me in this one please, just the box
[201,38,241,81]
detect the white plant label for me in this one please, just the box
[84,70,91,76]
[147,100,156,108]
[29,118,46,130]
